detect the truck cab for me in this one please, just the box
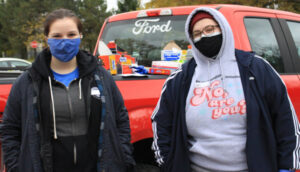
[0,4,299,171]
[93,4,300,169]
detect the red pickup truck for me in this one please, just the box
[1,4,300,171]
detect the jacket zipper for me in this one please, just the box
[66,80,78,165]
[74,143,77,164]
[98,73,107,158]
[55,79,78,165]
[66,85,75,136]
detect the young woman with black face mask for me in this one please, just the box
[191,12,222,59]
[151,7,299,172]
[1,8,135,172]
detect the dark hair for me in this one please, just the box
[44,8,83,36]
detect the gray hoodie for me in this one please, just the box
[184,7,248,171]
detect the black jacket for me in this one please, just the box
[1,49,135,172]
[151,50,300,172]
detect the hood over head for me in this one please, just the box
[189,12,214,34]
[185,7,235,63]
[31,48,98,80]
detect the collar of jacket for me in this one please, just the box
[181,57,197,84]
[235,49,255,68]
[29,48,98,81]
[180,49,255,105]
[181,49,255,78]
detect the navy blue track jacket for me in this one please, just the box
[151,49,300,172]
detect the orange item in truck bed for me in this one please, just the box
[148,67,171,75]
[98,55,117,74]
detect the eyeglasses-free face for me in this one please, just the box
[47,18,81,39]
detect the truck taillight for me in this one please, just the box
[147,10,160,17]
[137,9,172,18]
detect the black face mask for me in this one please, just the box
[194,34,223,58]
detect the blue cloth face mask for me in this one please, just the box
[47,38,81,62]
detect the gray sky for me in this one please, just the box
[106,0,151,11]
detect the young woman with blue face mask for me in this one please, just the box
[1,8,135,172]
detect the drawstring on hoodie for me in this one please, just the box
[79,78,82,100]
[48,76,58,139]
[219,58,225,89]
[48,77,82,139]
[186,8,232,92]
[207,58,225,90]
[208,60,211,86]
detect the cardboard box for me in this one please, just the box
[152,61,181,72]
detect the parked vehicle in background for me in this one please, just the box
[93,4,300,170]
[0,57,31,71]
[0,4,300,171]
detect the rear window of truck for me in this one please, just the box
[99,15,189,67]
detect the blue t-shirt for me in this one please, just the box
[52,68,79,87]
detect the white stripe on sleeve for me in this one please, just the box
[255,55,300,169]
[151,68,182,166]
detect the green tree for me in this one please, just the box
[117,0,140,13]
[0,0,111,59]
[0,0,49,59]
[144,0,300,14]
[52,0,79,13]
[0,1,10,56]
[78,0,112,52]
